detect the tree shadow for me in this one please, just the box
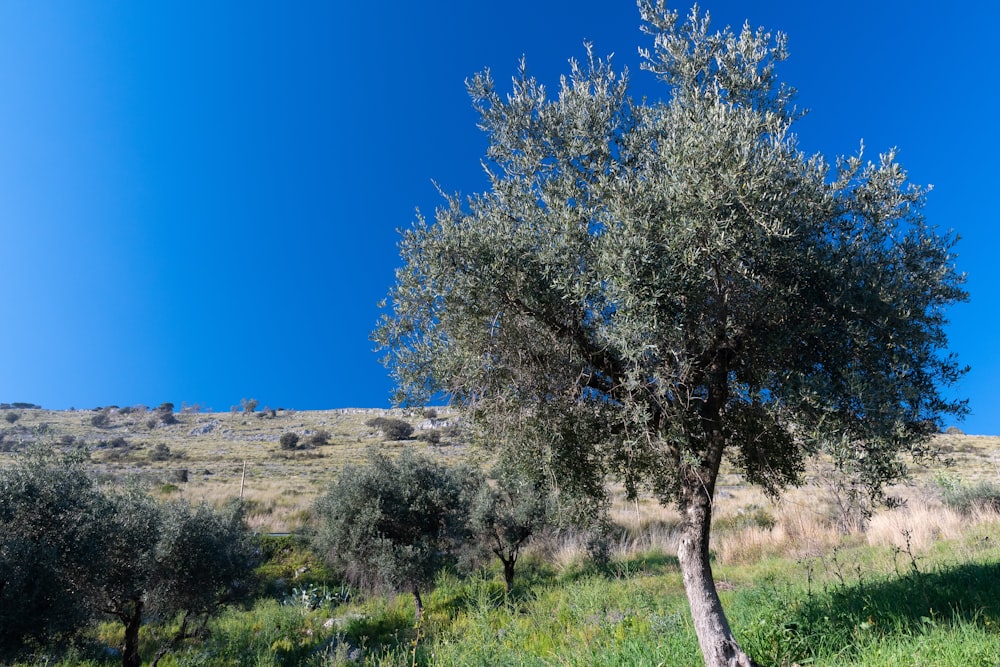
[609,552,680,578]
[797,558,1000,638]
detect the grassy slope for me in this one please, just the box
[0,406,471,532]
[4,407,1000,665]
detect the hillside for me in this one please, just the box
[0,405,469,532]
[1,405,997,535]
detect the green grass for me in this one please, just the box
[209,531,996,667]
[9,520,1000,666]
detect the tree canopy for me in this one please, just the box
[374,3,966,665]
[314,448,475,620]
[0,449,257,667]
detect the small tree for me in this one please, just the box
[0,449,257,667]
[314,448,474,620]
[94,486,161,667]
[94,493,258,667]
[470,461,551,592]
[240,398,258,415]
[146,501,258,667]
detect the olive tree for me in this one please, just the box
[470,460,552,593]
[314,448,475,620]
[0,449,105,658]
[0,449,257,667]
[373,3,967,665]
[94,494,258,667]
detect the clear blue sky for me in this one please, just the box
[0,2,997,434]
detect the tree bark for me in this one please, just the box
[678,493,760,667]
[120,599,144,667]
[675,352,760,667]
[411,585,423,623]
[501,556,516,594]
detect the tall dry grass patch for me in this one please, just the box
[715,502,844,565]
[866,497,1000,551]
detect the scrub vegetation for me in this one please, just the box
[1,409,999,665]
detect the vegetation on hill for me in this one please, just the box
[0,409,998,665]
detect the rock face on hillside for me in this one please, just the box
[417,418,453,431]
[188,420,221,436]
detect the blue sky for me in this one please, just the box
[0,2,997,434]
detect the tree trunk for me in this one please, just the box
[411,585,423,623]
[501,556,516,594]
[121,599,144,667]
[677,490,760,667]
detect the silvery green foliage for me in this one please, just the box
[0,448,257,666]
[470,459,553,591]
[374,1,966,509]
[0,449,105,656]
[314,448,476,599]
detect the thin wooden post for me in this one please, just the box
[239,460,247,500]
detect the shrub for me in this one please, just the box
[90,410,111,428]
[940,479,1000,514]
[365,416,414,441]
[3,412,18,424]
[279,432,300,450]
[157,403,178,425]
[416,429,442,444]
[314,448,476,619]
[306,430,330,448]
[150,443,172,461]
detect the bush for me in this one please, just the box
[150,443,172,461]
[3,412,19,424]
[416,429,442,444]
[279,432,300,450]
[365,416,414,441]
[314,448,476,618]
[940,478,1000,514]
[158,403,178,425]
[90,410,111,428]
[306,430,330,448]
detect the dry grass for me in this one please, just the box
[0,406,465,533]
[4,407,999,544]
